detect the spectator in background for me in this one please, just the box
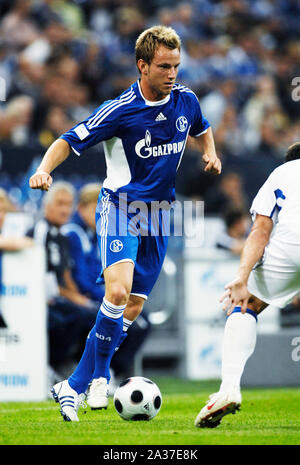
[0,95,34,146]
[38,105,75,149]
[62,182,105,305]
[27,181,97,381]
[0,187,34,327]
[171,2,201,44]
[51,0,86,35]
[216,207,250,255]
[204,171,248,215]
[242,74,285,151]
[214,104,244,157]
[21,20,72,66]
[0,0,39,51]
[156,7,175,28]
[0,187,33,251]
[200,79,238,130]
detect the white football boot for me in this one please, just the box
[51,379,86,422]
[195,389,241,428]
[86,377,109,410]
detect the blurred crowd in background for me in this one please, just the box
[0,0,299,221]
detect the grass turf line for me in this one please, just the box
[1,378,300,445]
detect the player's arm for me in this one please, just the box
[29,138,71,191]
[0,235,34,251]
[59,269,93,308]
[193,127,221,175]
[220,214,273,314]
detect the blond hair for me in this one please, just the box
[43,181,75,207]
[78,183,101,205]
[135,25,181,67]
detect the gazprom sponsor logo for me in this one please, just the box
[0,374,29,386]
[135,130,185,159]
[0,285,28,297]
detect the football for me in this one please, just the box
[113,376,162,421]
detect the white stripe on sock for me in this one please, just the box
[100,298,126,319]
[123,317,133,332]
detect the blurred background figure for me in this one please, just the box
[0,187,33,250]
[62,182,105,305]
[204,171,248,215]
[0,187,34,328]
[27,182,97,385]
[215,207,250,255]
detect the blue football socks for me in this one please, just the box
[68,325,96,394]
[92,298,125,382]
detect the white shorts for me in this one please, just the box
[247,238,300,308]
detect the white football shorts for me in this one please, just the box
[247,237,300,308]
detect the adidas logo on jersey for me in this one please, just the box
[155,112,167,121]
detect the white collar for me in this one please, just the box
[137,80,170,106]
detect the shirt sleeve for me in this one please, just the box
[188,92,211,137]
[60,99,121,155]
[250,170,285,222]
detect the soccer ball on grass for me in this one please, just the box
[113,376,162,421]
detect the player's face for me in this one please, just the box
[45,191,73,227]
[140,45,180,100]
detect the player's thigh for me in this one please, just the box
[95,189,139,300]
[131,235,169,299]
[248,239,300,310]
[104,261,135,304]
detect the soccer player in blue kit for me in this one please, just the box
[30,25,221,421]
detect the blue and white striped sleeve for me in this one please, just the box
[60,100,121,155]
[188,92,210,137]
[250,170,285,222]
[60,88,136,155]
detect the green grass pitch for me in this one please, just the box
[1,377,300,445]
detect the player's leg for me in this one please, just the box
[90,294,145,401]
[195,239,300,428]
[114,294,145,351]
[86,261,134,409]
[219,296,267,393]
[195,295,266,428]
[53,191,138,419]
[67,294,145,405]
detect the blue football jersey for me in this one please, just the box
[61,80,210,203]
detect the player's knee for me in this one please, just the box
[106,284,130,306]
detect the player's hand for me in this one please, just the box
[220,277,250,316]
[69,293,93,308]
[29,171,53,191]
[202,153,222,175]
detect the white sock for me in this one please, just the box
[123,317,133,332]
[220,310,257,393]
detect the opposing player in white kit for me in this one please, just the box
[195,142,300,428]
[30,25,221,422]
